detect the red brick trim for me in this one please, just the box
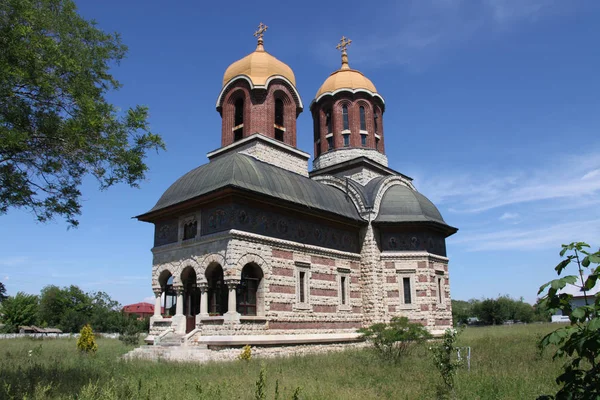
[272,249,293,260]
[270,284,295,294]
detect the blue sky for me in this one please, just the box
[1,0,599,306]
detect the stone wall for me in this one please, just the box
[208,134,309,177]
[314,148,388,170]
[381,252,452,333]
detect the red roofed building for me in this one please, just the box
[123,302,163,319]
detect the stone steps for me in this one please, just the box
[123,345,211,362]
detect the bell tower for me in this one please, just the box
[310,37,387,172]
[211,23,309,176]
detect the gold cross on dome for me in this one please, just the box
[336,36,352,53]
[254,22,268,42]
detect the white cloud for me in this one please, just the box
[582,169,600,181]
[0,256,29,268]
[450,218,600,251]
[340,0,580,69]
[418,151,600,213]
[484,0,554,22]
[499,212,519,220]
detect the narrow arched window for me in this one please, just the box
[237,264,263,316]
[342,105,349,130]
[274,99,284,141]
[374,112,378,134]
[325,110,332,133]
[360,106,366,131]
[234,98,244,141]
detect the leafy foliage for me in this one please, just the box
[452,295,543,326]
[0,292,39,332]
[76,324,97,353]
[0,0,165,227]
[0,281,7,302]
[359,316,432,362]
[37,284,146,333]
[239,344,252,361]
[537,242,600,400]
[431,328,463,398]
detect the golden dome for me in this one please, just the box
[315,36,378,98]
[315,68,377,98]
[222,44,296,88]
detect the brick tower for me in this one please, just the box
[310,36,387,172]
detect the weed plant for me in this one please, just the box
[0,324,563,399]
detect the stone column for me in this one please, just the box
[224,279,241,324]
[153,288,162,318]
[199,282,209,318]
[175,286,184,316]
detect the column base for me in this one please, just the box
[223,311,241,324]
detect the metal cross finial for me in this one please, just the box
[336,36,352,54]
[254,22,268,43]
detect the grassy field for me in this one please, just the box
[0,324,564,399]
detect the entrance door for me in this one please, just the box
[186,316,195,333]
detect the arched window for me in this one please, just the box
[325,110,332,133]
[374,112,378,134]
[274,99,284,141]
[183,220,197,240]
[206,264,226,315]
[237,264,263,316]
[234,98,244,142]
[360,106,366,131]
[342,105,349,130]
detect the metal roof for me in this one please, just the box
[374,184,447,225]
[140,153,362,221]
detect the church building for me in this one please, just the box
[136,24,457,347]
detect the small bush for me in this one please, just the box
[359,316,431,362]
[431,328,463,398]
[76,324,98,354]
[119,324,141,346]
[239,344,252,361]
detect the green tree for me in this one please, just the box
[0,0,164,227]
[38,285,91,332]
[0,292,39,332]
[473,297,511,325]
[537,242,600,400]
[451,299,475,326]
[0,281,7,302]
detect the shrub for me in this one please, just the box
[119,324,140,346]
[359,316,431,362]
[76,324,98,354]
[431,328,463,398]
[239,344,252,361]
[537,242,600,400]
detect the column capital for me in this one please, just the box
[174,285,184,295]
[152,287,162,297]
[225,279,240,290]
[198,282,209,292]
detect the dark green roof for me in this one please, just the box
[374,184,448,225]
[139,153,362,221]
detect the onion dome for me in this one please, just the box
[315,36,378,99]
[222,23,296,88]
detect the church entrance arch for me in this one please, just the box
[237,263,264,316]
[181,266,200,333]
[205,263,227,315]
[158,270,176,317]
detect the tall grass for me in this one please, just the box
[0,324,563,399]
